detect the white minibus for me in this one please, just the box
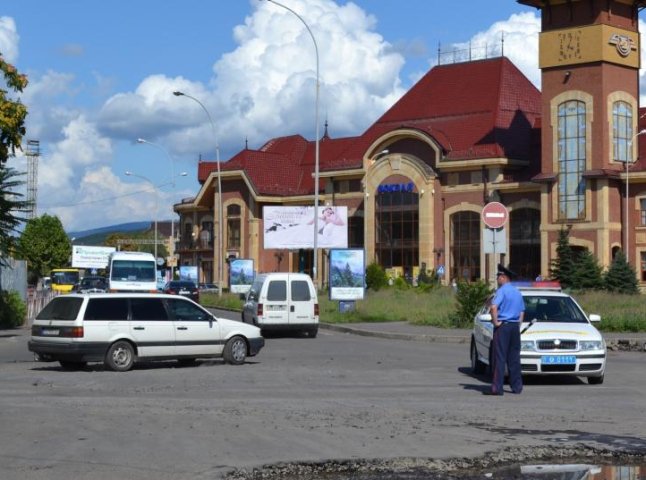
[108,251,157,293]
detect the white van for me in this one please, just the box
[29,293,265,371]
[242,273,319,337]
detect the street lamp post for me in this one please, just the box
[263,0,320,286]
[126,171,188,267]
[136,138,179,278]
[173,91,223,296]
[625,129,646,262]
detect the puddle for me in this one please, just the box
[228,461,646,480]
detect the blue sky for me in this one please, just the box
[2,1,642,233]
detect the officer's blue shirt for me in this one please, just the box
[492,283,525,322]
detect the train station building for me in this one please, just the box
[174,0,646,288]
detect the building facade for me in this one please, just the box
[175,0,646,289]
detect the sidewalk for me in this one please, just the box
[320,321,646,351]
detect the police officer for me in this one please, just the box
[485,264,525,396]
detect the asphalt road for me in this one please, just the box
[0,319,645,480]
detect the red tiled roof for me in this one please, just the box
[199,57,542,196]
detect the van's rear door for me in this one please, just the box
[288,279,315,325]
[261,279,289,326]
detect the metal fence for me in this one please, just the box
[26,290,58,328]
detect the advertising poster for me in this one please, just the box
[263,206,348,249]
[329,248,365,301]
[179,265,198,283]
[229,258,254,294]
[72,245,116,270]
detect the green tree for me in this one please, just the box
[365,262,388,291]
[0,168,31,264]
[450,280,492,328]
[17,214,71,279]
[0,55,31,264]
[571,249,604,291]
[550,227,576,288]
[604,250,639,294]
[0,54,29,164]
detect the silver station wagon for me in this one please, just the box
[29,293,264,372]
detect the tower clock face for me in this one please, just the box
[559,30,582,61]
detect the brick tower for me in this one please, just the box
[519,0,643,272]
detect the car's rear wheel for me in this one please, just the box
[470,338,486,374]
[588,374,604,385]
[105,341,136,372]
[223,336,247,365]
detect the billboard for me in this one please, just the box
[229,258,254,294]
[179,265,198,283]
[263,206,348,249]
[72,245,116,269]
[329,248,365,301]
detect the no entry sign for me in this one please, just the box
[482,202,508,229]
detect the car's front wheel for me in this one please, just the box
[223,336,247,365]
[470,338,486,374]
[105,341,136,372]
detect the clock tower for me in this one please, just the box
[519,0,644,272]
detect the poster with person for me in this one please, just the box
[263,206,348,249]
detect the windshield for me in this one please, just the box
[110,260,156,282]
[52,271,79,285]
[523,295,588,323]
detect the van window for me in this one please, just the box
[167,298,211,321]
[131,298,169,321]
[84,298,128,321]
[267,280,287,301]
[36,297,83,321]
[291,280,311,301]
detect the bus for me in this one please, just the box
[107,251,158,293]
[50,268,80,293]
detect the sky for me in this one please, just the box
[2,0,646,234]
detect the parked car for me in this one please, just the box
[242,272,319,337]
[28,293,264,371]
[74,276,108,293]
[199,283,219,293]
[164,280,199,302]
[470,283,606,384]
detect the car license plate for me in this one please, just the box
[541,355,576,365]
[179,289,189,294]
[41,328,60,336]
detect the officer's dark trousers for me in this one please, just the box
[491,321,523,394]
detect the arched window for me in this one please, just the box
[227,204,241,249]
[509,208,540,280]
[613,101,633,163]
[450,211,480,282]
[557,100,586,220]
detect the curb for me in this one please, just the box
[320,323,469,344]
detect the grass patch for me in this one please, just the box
[200,287,646,333]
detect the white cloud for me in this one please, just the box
[0,16,19,63]
[450,11,541,87]
[97,0,406,158]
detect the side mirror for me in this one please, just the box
[588,314,601,323]
[478,313,492,322]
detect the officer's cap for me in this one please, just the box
[496,264,516,279]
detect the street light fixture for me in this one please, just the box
[125,171,188,265]
[263,0,321,286]
[625,128,646,262]
[173,90,223,296]
[136,138,180,278]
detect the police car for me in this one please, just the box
[470,282,606,384]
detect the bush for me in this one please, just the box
[365,262,388,291]
[450,281,492,328]
[0,291,27,328]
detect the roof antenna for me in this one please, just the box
[245,137,248,149]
